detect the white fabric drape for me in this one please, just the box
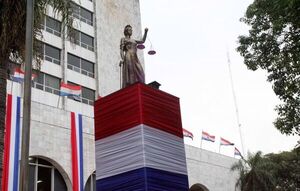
[95,124,187,180]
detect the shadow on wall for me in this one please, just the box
[190,183,209,191]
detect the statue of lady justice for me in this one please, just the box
[120,25,148,88]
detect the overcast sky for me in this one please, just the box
[139,0,299,157]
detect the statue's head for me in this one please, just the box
[124,25,132,36]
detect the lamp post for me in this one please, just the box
[19,0,34,190]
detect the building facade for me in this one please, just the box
[6,0,239,190]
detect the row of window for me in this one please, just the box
[71,2,93,25]
[41,15,94,51]
[40,42,94,78]
[32,72,95,106]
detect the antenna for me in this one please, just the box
[227,51,246,156]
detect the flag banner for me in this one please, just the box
[60,83,81,97]
[2,94,21,191]
[234,147,242,157]
[10,68,24,83]
[71,112,84,191]
[183,129,193,140]
[220,137,234,146]
[95,124,187,180]
[202,131,215,142]
[10,68,36,83]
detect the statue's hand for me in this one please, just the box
[145,28,148,32]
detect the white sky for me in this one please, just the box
[140,0,299,157]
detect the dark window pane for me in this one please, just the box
[81,8,93,25]
[82,87,95,101]
[68,54,80,68]
[74,30,81,45]
[81,59,94,74]
[71,3,80,18]
[46,16,61,35]
[37,167,52,191]
[36,73,44,84]
[81,33,93,48]
[38,158,52,166]
[28,165,35,191]
[45,74,60,90]
[45,44,60,61]
[54,169,67,191]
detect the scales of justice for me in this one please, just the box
[93,26,189,191]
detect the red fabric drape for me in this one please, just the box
[94,83,183,140]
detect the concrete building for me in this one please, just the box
[6,0,239,190]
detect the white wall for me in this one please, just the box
[185,145,239,191]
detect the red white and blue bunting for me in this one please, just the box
[2,94,21,191]
[70,112,84,191]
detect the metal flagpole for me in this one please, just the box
[57,96,61,108]
[200,131,203,149]
[19,0,34,190]
[227,51,245,156]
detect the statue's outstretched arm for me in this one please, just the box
[136,28,148,44]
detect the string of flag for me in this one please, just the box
[182,128,242,158]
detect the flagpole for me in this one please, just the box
[10,80,13,95]
[200,131,203,149]
[19,0,34,190]
[57,95,61,108]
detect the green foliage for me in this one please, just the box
[237,0,300,135]
[0,0,74,67]
[232,149,300,191]
[266,148,300,190]
[231,151,277,191]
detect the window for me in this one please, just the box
[29,157,67,191]
[73,29,94,51]
[33,73,60,95]
[71,3,93,25]
[41,16,61,37]
[40,43,61,65]
[68,82,95,105]
[67,53,94,77]
[82,86,95,105]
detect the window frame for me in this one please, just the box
[73,29,94,51]
[41,15,62,37]
[41,42,61,65]
[67,53,95,78]
[71,2,93,26]
[33,73,61,95]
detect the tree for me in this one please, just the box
[266,148,300,190]
[237,0,300,135]
[231,151,277,191]
[0,0,74,187]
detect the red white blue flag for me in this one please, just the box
[220,137,234,146]
[2,94,21,191]
[71,112,84,191]
[202,131,215,142]
[183,129,193,140]
[10,68,36,83]
[234,147,242,157]
[60,82,81,97]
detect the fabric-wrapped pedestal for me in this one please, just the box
[94,83,189,191]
